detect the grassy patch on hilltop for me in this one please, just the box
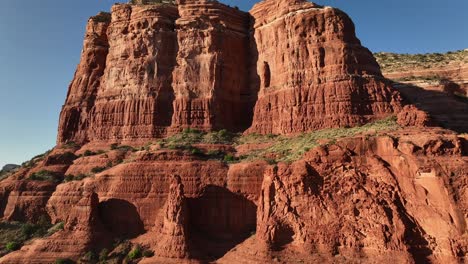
[374,49,468,72]
[237,116,399,163]
[159,129,236,150]
[82,117,399,166]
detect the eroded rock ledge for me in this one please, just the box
[57,0,401,145]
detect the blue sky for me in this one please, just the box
[0,0,467,168]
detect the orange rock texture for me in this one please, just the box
[246,0,400,134]
[376,50,468,133]
[0,0,466,264]
[57,0,400,145]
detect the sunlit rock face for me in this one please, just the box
[57,0,400,145]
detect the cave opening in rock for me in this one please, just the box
[187,185,257,260]
[263,61,271,88]
[271,223,295,251]
[98,199,145,239]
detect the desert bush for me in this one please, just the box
[91,166,107,174]
[5,241,20,251]
[83,150,96,156]
[99,248,109,261]
[82,251,98,262]
[143,249,154,257]
[29,170,63,183]
[127,245,142,260]
[223,154,237,163]
[54,258,75,264]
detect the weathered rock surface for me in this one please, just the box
[149,175,190,260]
[246,0,401,134]
[376,50,468,133]
[2,1,467,264]
[57,0,401,145]
[1,129,466,263]
[0,189,111,264]
[397,104,434,127]
[219,132,467,264]
[57,13,110,144]
[170,0,252,132]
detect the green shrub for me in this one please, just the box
[190,147,204,156]
[91,166,107,174]
[110,144,136,152]
[20,224,35,237]
[83,150,96,156]
[82,251,97,262]
[5,241,20,251]
[206,150,226,159]
[143,249,154,257]
[223,154,237,163]
[99,248,109,261]
[63,141,78,149]
[29,170,63,183]
[90,12,111,23]
[64,174,87,182]
[54,258,75,264]
[64,175,74,182]
[47,222,64,236]
[127,245,142,260]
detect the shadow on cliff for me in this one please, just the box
[392,194,433,263]
[393,80,468,133]
[187,185,257,260]
[98,199,145,239]
[154,29,178,129]
[237,14,261,131]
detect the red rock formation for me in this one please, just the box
[57,13,110,144]
[152,175,190,259]
[3,1,466,263]
[220,133,467,264]
[376,51,468,132]
[246,0,401,135]
[0,180,56,223]
[170,0,252,132]
[90,4,179,142]
[397,105,434,127]
[0,189,111,264]
[58,0,402,145]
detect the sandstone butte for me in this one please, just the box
[0,0,466,263]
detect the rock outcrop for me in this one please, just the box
[149,175,190,260]
[375,50,468,133]
[57,0,400,145]
[246,0,400,134]
[0,188,111,264]
[219,133,467,264]
[1,1,466,264]
[397,104,434,127]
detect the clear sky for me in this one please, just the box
[0,0,467,168]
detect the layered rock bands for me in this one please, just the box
[57,0,400,145]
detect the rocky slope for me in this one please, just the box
[375,50,468,132]
[0,0,466,263]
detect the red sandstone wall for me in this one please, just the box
[57,0,401,145]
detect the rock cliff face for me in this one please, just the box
[57,0,400,145]
[1,0,466,263]
[375,50,468,133]
[246,0,400,134]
